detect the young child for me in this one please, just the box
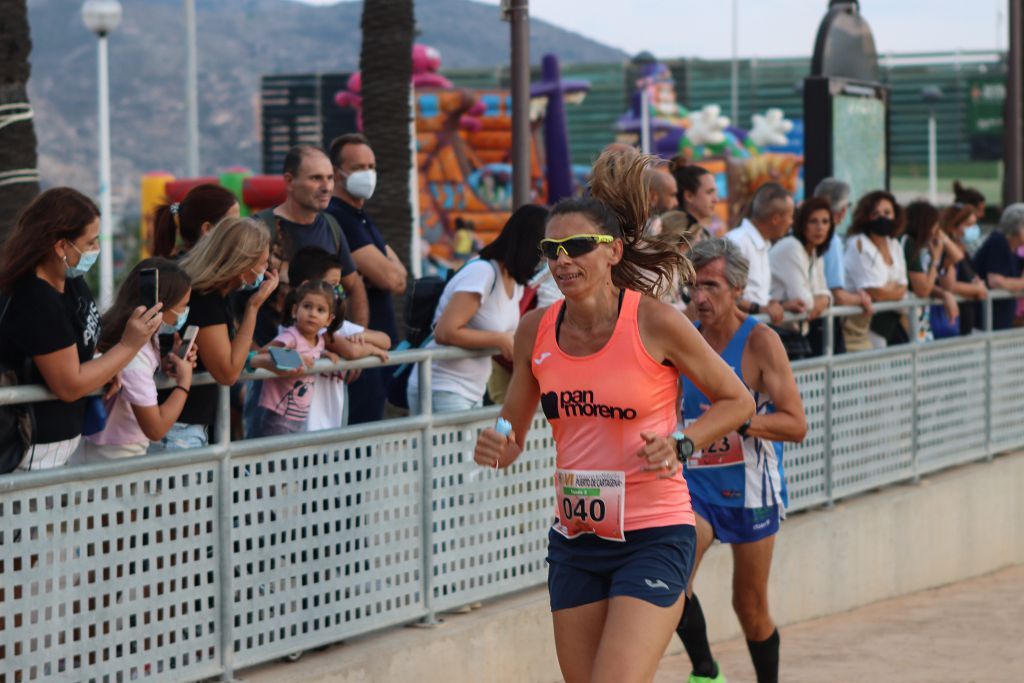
[252,280,341,436]
[287,247,390,431]
[86,259,198,460]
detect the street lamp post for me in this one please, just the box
[922,86,942,204]
[185,0,199,177]
[82,0,122,310]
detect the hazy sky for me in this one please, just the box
[296,0,1008,59]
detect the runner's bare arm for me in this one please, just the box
[638,297,754,450]
[744,325,807,443]
[473,308,544,468]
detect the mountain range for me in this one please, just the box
[25,0,627,214]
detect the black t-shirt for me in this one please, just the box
[973,231,1022,329]
[271,211,357,276]
[174,289,234,427]
[326,197,398,342]
[0,276,100,443]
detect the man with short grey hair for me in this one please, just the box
[725,183,794,324]
[673,237,807,683]
[973,202,1024,329]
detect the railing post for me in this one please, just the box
[823,308,834,359]
[216,384,236,681]
[910,335,921,484]
[417,361,439,626]
[824,309,834,508]
[983,295,995,462]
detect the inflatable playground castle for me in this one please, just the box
[139,48,802,265]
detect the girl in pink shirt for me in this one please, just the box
[252,280,341,436]
[86,259,197,460]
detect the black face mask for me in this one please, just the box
[864,217,896,237]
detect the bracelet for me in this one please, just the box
[244,350,257,373]
[173,385,190,395]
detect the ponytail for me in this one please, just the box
[585,150,693,296]
[152,203,178,257]
[152,184,238,257]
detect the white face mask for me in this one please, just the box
[345,169,377,200]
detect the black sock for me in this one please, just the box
[746,628,780,683]
[676,594,717,678]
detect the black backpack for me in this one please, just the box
[403,272,455,348]
[0,296,35,473]
[403,259,499,348]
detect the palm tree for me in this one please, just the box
[0,0,40,243]
[360,0,415,274]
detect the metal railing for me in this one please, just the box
[1,292,1023,682]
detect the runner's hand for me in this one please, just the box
[475,426,517,469]
[638,431,679,479]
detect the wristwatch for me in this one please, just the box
[737,418,752,438]
[748,302,761,315]
[671,430,695,463]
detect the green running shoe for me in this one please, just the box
[688,662,726,683]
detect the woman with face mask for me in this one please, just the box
[0,188,164,470]
[938,204,989,335]
[149,217,281,451]
[85,259,198,459]
[842,190,909,350]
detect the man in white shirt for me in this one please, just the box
[725,182,793,324]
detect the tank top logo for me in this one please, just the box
[541,389,638,421]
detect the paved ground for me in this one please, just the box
[655,565,1024,683]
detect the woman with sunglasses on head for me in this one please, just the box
[473,150,753,683]
[149,217,280,451]
[407,204,548,414]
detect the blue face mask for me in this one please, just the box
[64,241,100,278]
[159,306,189,336]
[963,224,981,244]
[240,269,265,292]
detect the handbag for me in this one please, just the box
[930,304,960,339]
[0,296,35,473]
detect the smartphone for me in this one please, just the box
[268,347,303,371]
[139,268,159,309]
[175,325,199,359]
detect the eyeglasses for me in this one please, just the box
[539,233,614,260]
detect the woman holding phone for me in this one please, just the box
[85,259,198,459]
[150,217,280,451]
[0,188,163,469]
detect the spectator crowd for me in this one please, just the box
[1,139,1023,473]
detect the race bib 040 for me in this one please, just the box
[552,469,625,542]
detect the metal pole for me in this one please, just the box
[1006,0,1023,203]
[507,0,531,210]
[927,113,938,204]
[417,360,438,626]
[730,0,739,124]
[184,0,200,177]
[97,32,114,310]
[639,88,651,154]
[215,385,235,680]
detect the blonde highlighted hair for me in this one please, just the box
[578,148,693,295]
[180,216,270,294]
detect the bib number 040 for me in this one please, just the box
[561,496,606,523]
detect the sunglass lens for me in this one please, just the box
[541,237,598,259]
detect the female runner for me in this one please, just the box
[473,150,753,683]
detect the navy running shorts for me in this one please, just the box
[691,498,780,545]
[546,524,696,611]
